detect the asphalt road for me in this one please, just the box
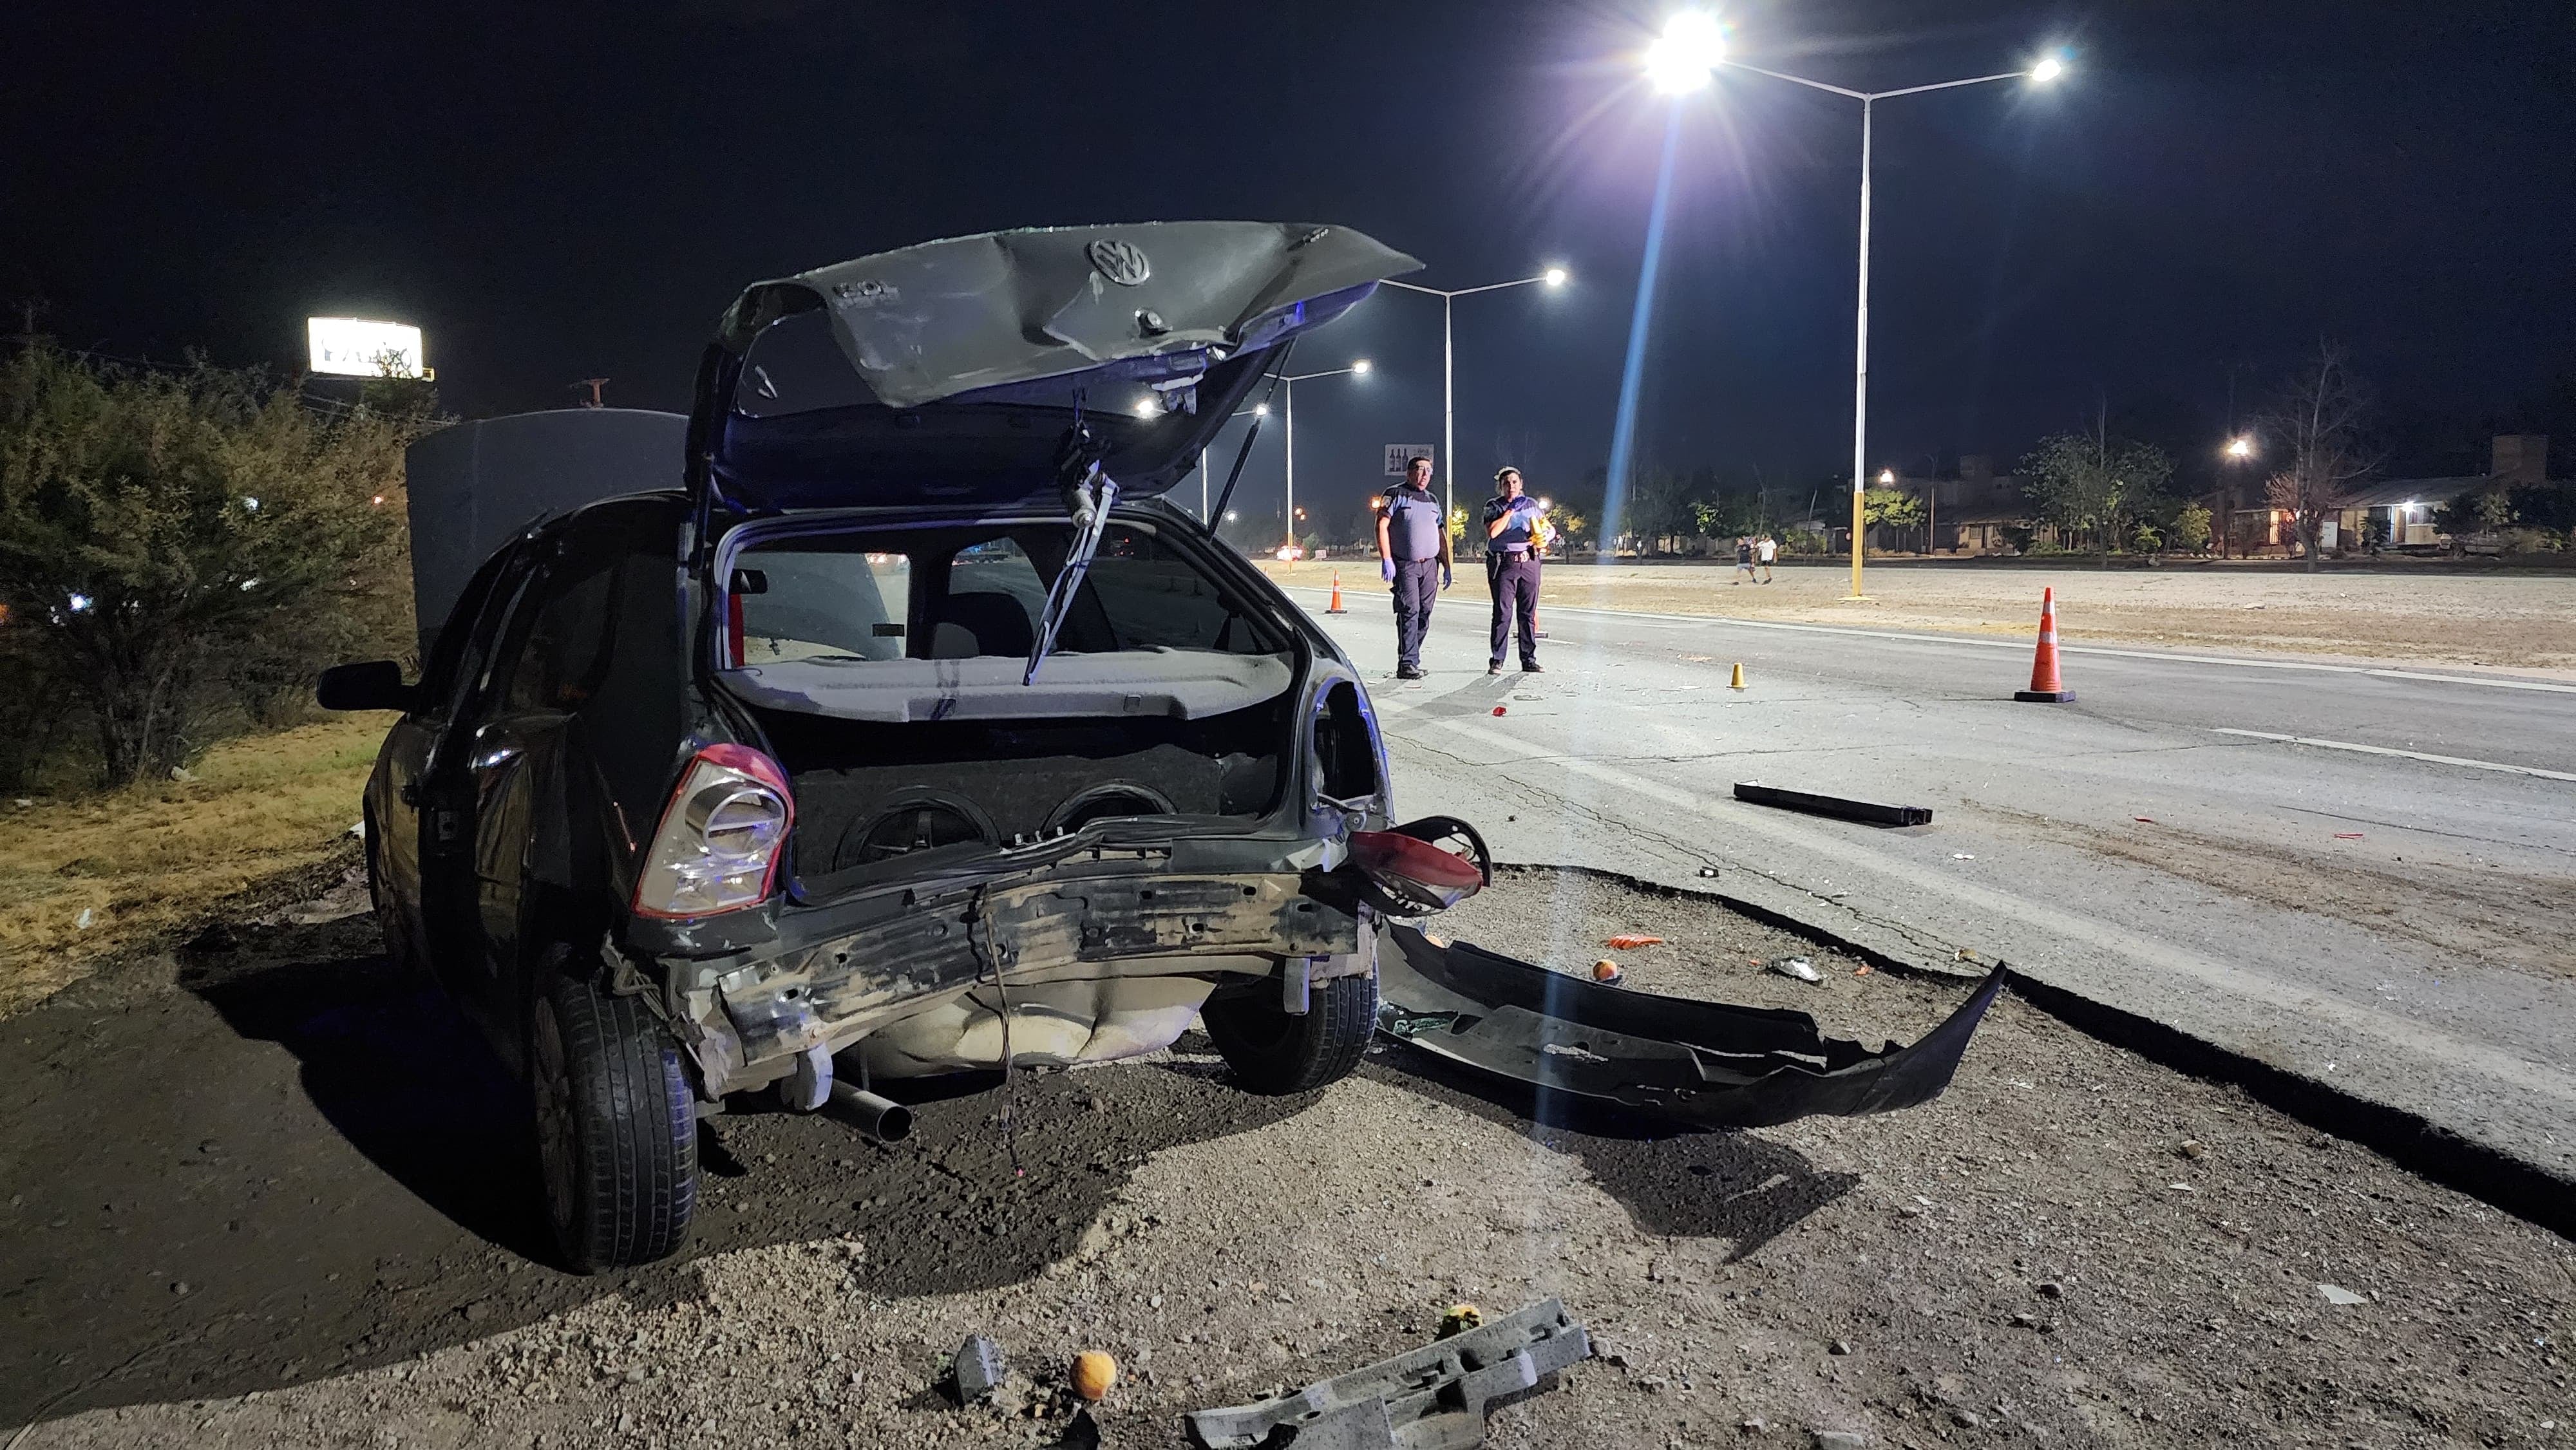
[1294,581,2576,1188]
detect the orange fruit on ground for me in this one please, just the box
[1072,1350,1117,1401]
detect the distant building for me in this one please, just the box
[1881,456,2033,554]
[2232,434,2561,554]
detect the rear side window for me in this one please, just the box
[500,551,622,713]
[736,551,912,664]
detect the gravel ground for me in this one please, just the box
[6,871,2572,1449]
[1260,560,2576,675]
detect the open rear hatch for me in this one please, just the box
[688,221,1421,514]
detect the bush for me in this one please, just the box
[0,343,426,787]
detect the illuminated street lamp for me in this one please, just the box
[1381,269,1572,523]
[1650,12,2069,596]
[2218,435,2259,557]
[1280,362,1372,554]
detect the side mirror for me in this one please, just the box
[316,660,416,713]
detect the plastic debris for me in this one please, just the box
[2317,1283,2366,1306]
[2134,815,2156,823]
[74,908,95,931]
[1766,956,1823,984]
[1605,934,1663,950]
[1952,852,1976,860]
[1491,706,1507,717]
[2334,832,2365,840]
[1437,1303,1484,1339]
[1071,1350,1117,1402]
[1852,965,1872,977]
[1695,866,1718,878]
[952,1335,1007,1403]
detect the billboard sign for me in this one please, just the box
[307,317,430,379]
[1384,444,1435,478]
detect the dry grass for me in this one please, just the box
[0,715,393,1016]
[1262,558,2576,673]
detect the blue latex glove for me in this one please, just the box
[1441,565,1454,590]
[1380,557,1396,583]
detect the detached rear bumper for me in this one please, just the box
[1375,924,2002,1129]
[659,859,1363,1096]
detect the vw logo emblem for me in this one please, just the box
[1087,238,1152,287]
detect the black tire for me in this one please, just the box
[1203,967,1381,1095]
[529,970,698,1272]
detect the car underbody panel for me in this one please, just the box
[1374,924,2003,1129]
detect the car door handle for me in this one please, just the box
[399,780,422,805]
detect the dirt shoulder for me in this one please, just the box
[9,869,2568,1448]
[1260,558,2576,673]
[0,715,389,1017]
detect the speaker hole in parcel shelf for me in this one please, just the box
[1045,782,1177,834]
[835,792,996,871]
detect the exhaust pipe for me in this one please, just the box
[826,1080,914,1144]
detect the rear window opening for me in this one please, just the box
[710,517,1303,898]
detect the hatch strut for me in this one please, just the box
[1025,458,1117,685]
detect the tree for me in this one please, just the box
[1861,487,1924,552]
[0,343,426,786]
[2259,344,2376,571]
[2172,502,2213,554]
[2017,411,2176,562]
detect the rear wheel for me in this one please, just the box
[1203,965,1380,1095]
[529,970,698,1272]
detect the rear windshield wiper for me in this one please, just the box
[1025,453,1116,686]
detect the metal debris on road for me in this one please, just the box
[1185,1299,1589,1450]
[1374,925,2004,1129]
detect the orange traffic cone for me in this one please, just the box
[1324,572,1347,614]
[2014,587,2076,702]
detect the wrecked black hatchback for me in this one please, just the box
[319,223,1476,1270]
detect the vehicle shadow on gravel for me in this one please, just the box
[1,918,1309,1429]
[1359,1041,1857,1261]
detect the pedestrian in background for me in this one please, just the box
[1733,535,1756,584]
[1374,455,1451,680]
[1481,466,1544,674]
[1756,532,1777,583]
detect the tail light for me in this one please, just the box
[632,744,794,919]
[1345,815,1492,916]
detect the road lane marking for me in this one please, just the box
[1285,588,2576,695]
[2213,728,2576,782]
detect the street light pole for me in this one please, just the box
[1653,15,2066,596]
[1852,94,1873,598]
[1723,62,2058,598]
[1381,270,1568,534]
[1277,363,1370,556]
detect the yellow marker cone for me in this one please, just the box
[1729,662,1748,690]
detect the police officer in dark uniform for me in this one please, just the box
[1481,467,1544,674]
[1374,455,1452,679]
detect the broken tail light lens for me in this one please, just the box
[632,744,794,919]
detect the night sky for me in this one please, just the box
[7,1,2571,526]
